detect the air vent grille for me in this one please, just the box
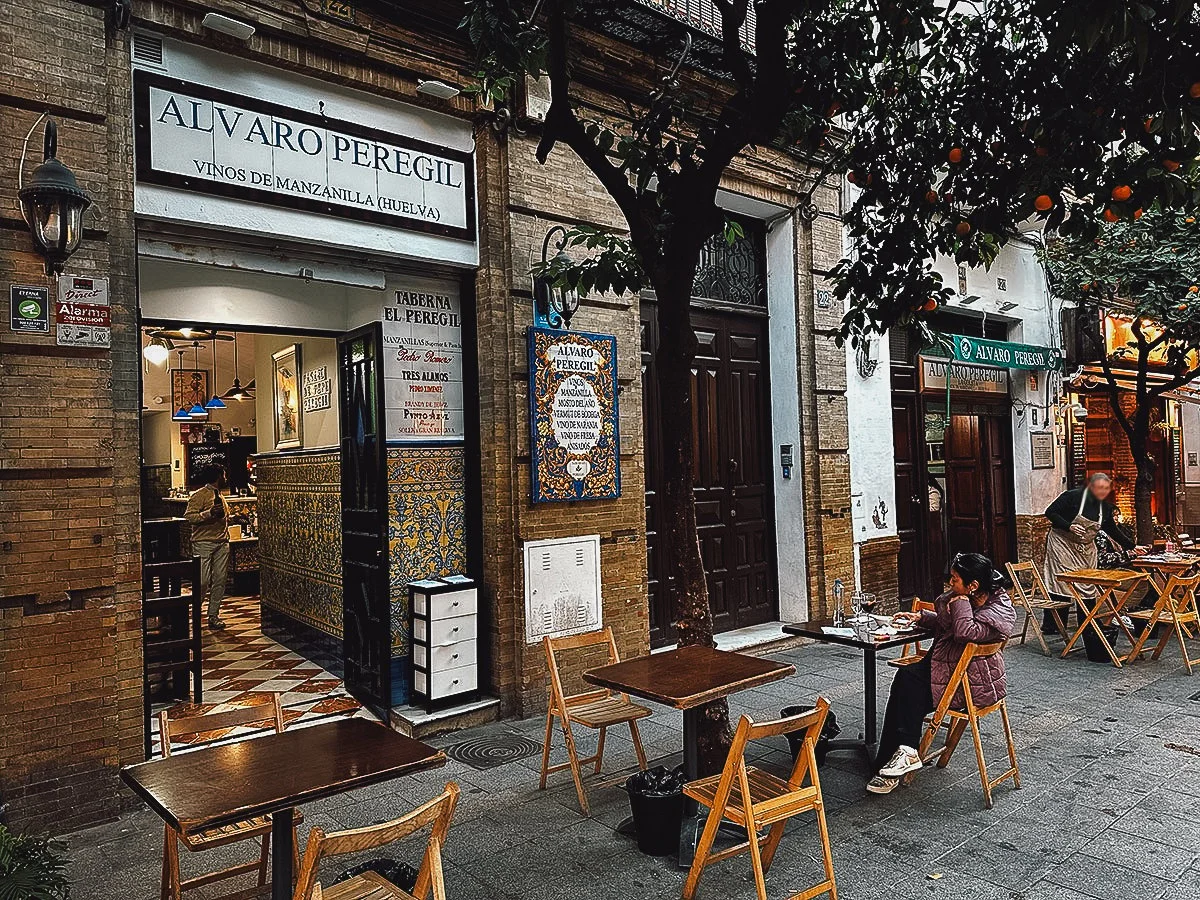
[132,33,164,66]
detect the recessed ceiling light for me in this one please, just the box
[417,80,461,100]
[202,12,256,40]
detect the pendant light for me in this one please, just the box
[205,334,227,409]
[188,342,208,418]
[144,335,171,366]
[221,332,251,401]
[170,347,192,420]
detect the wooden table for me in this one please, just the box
[584,644,794,866]
[1057,568,1149,666]
[1130,553,1200,593]
[782,618,932,753]
[121,718,445,900]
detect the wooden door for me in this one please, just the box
[338,324,391,717]
[642,305,776,646]
[945,415,986,557]
[892,396,926,600]
[982,414,1017,566]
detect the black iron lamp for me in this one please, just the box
[18,120,92,275]
[533,225,582,330]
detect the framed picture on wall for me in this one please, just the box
[272,344,303,450]
[171,369,208,414]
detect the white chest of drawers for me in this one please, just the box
[409,575,478,711]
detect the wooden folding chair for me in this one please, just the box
[908,640,1020,808]
[888,599,935,668]
[539,627,650,814]
[682,698,837,900]
[1006,562,1072,656]
[157,695,303,900]
[293,784,459,900]
[1126,573,1200,675]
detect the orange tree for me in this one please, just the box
[462,0,1200,766]
[1042,210,1200,544]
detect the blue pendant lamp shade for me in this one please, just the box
[172,407,192,422]
[187,341,208,418]
[205,334,226,408]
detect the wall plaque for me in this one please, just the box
[528,327,620,503]
[1030,431,1056,469]
[301,364,332,412]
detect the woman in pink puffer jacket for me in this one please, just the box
[867,552,1016,795]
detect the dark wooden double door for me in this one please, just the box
[894,399,1015,601]
[642,305,777,647]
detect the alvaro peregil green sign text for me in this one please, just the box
[949,334,1063,371]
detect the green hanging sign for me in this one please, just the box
[948,334,1063,371]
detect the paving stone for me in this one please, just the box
[1044,852,1173,900]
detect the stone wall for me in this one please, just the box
[1016,514,1051,571]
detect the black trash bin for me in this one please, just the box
[781,705,841,765]
[333,859,418,892]
[626,766,685,856]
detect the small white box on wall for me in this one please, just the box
[523,535,602,644]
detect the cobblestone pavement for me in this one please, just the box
[62,635,1200,900]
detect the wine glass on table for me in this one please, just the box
[860,592,879,619]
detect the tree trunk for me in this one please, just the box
[652,267,732,775]
[1130,433,1157,546]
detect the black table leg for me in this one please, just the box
[677,706,703,869]
[863,646,879,746]
[272,807,294,900]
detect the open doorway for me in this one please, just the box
[139,324,370,756]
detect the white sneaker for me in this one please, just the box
[866,775,900,794]
[879,745,923,777]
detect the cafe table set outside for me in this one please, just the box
[116,612,939,900]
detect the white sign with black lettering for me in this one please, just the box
[301,365,331,412]
[136,74,472,238]
[382,277,464,442]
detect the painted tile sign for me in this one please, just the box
[529,327,620,503]
[382,277,464,442]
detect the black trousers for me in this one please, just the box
[875,653,934,770]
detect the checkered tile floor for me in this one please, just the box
[149,595,373,757]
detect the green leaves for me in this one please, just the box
[0,826,70,900]
[530,226,645,298]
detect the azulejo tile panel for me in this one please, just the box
[257,451,343,638]
[387,445,468,655]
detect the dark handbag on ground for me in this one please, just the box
[781,705,841,764]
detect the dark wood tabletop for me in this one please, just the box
[121,718,445,833]
[783,618,932,652]
[583,644,794,709]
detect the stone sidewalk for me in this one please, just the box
[62,635,1200,900]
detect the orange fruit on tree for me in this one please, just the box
[847,171,859,184]
[1164,159,1181,172]
[1103,208,1120,222]
[925,190,939,204]
[1111,185,1132,201]
[1190,82,1200,99]
[1190,285,1199,293]
[922,298,938,312]
[1134,208,1145,218]
[1187,217,1196,223]
[1034,194,1054,211]
[948,147,964,164]
[1179,304,1189,311]
[1144,117,1155,132]
[956,221,972,236]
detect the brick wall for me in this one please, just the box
[858,536,901,614]
[0,0,139,831]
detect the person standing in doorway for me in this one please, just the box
[1041,473,1142,645]
[185,465,230,630]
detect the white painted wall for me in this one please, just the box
[846,330,898,542]
[766,216,808,622]
[255,334,340,451]
[133,35,478,268]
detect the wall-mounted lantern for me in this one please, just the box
[18,120,92,275]
[533,225,582,330]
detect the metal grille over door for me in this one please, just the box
[339,324,391,717]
